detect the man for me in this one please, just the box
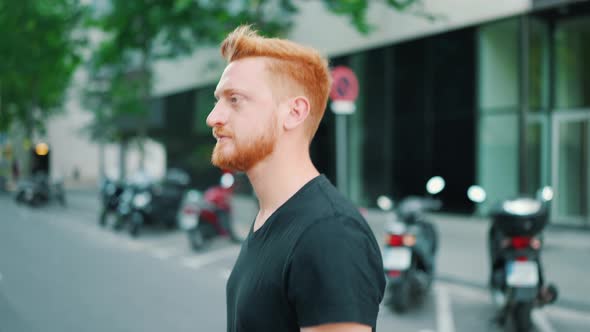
[206,25,385,332]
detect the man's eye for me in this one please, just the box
[230,96,239,103]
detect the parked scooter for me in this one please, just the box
[178,173,244,250]
[378,176,445,313]
[467,185,558,332]
[98,177,125,227]
[120,169,190,237]
[15,172,66,207]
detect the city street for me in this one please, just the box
[1,192,589,332]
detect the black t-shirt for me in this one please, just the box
[226,175,385,332]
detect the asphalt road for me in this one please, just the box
[1,192,589,332]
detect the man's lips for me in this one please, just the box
[213,131,232,140]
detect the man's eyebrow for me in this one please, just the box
[214,88,246,100]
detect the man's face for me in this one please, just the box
[207,57,280,172]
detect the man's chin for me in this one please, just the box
[212,154,244,172]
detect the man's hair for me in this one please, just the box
[220,25,332,141]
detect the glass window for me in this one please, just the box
[477,19,520,211]
[556,120,589,218]
[555,16,590,109]
[478,113,520,207]
[529,18,550,111]
[478,19,519,113]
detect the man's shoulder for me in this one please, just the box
[276,175,372,254]
[294,175,365,222]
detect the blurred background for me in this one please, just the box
[1,0,590,331]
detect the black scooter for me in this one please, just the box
[15,172,66,207]
[98,177,125,227]
[378,176,444,313]
[119,169,189,237]
[468,185,558,332]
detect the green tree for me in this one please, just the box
[0,0,85,135]
[85,0,425,177]
[0,0,86,175]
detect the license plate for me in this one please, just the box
[506,261,539,287]
[383,247,412,271]
[179,215,197,230]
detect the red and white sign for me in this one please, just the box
[330,66,359,114]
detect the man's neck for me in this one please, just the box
[247,150,319,231]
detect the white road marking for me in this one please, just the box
[545,305,590,323]
[181,246,239,270]
[435,284,456,332]
[532,309,556,332]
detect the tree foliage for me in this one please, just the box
[0,0,86,135]
[84,0,425,143]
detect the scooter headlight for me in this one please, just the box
[133,192,152,208]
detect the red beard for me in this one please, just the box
[211,122,277,172]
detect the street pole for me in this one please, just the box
[336,114,348,196]
[329,66,359,199]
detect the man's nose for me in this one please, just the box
[206,104,227,128]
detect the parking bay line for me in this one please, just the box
[435,284,456,332]
[544,306,590,323]
[532,309,556,332]
[440,281,577,331]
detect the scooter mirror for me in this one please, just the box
[538,186,554,202]
[426,176,445,195]
[377,195,393,211]
[467,185,486,203]
[221,173,235,189]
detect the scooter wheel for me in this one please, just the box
[389,281,412,313]
[99,210,107,227]
[128,214,142,238]
[58,195,66,207]
[113,217,125,231]
[188,227,206,251]
[129,224,140,237]
[513,302,533,332]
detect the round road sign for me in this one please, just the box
[330,66,359,102]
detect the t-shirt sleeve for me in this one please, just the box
[286,215,385,328]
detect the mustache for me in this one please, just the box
[213,127,233,139]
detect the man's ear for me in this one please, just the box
[283,96,311,130]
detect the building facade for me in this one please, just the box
[47,0,590,225]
